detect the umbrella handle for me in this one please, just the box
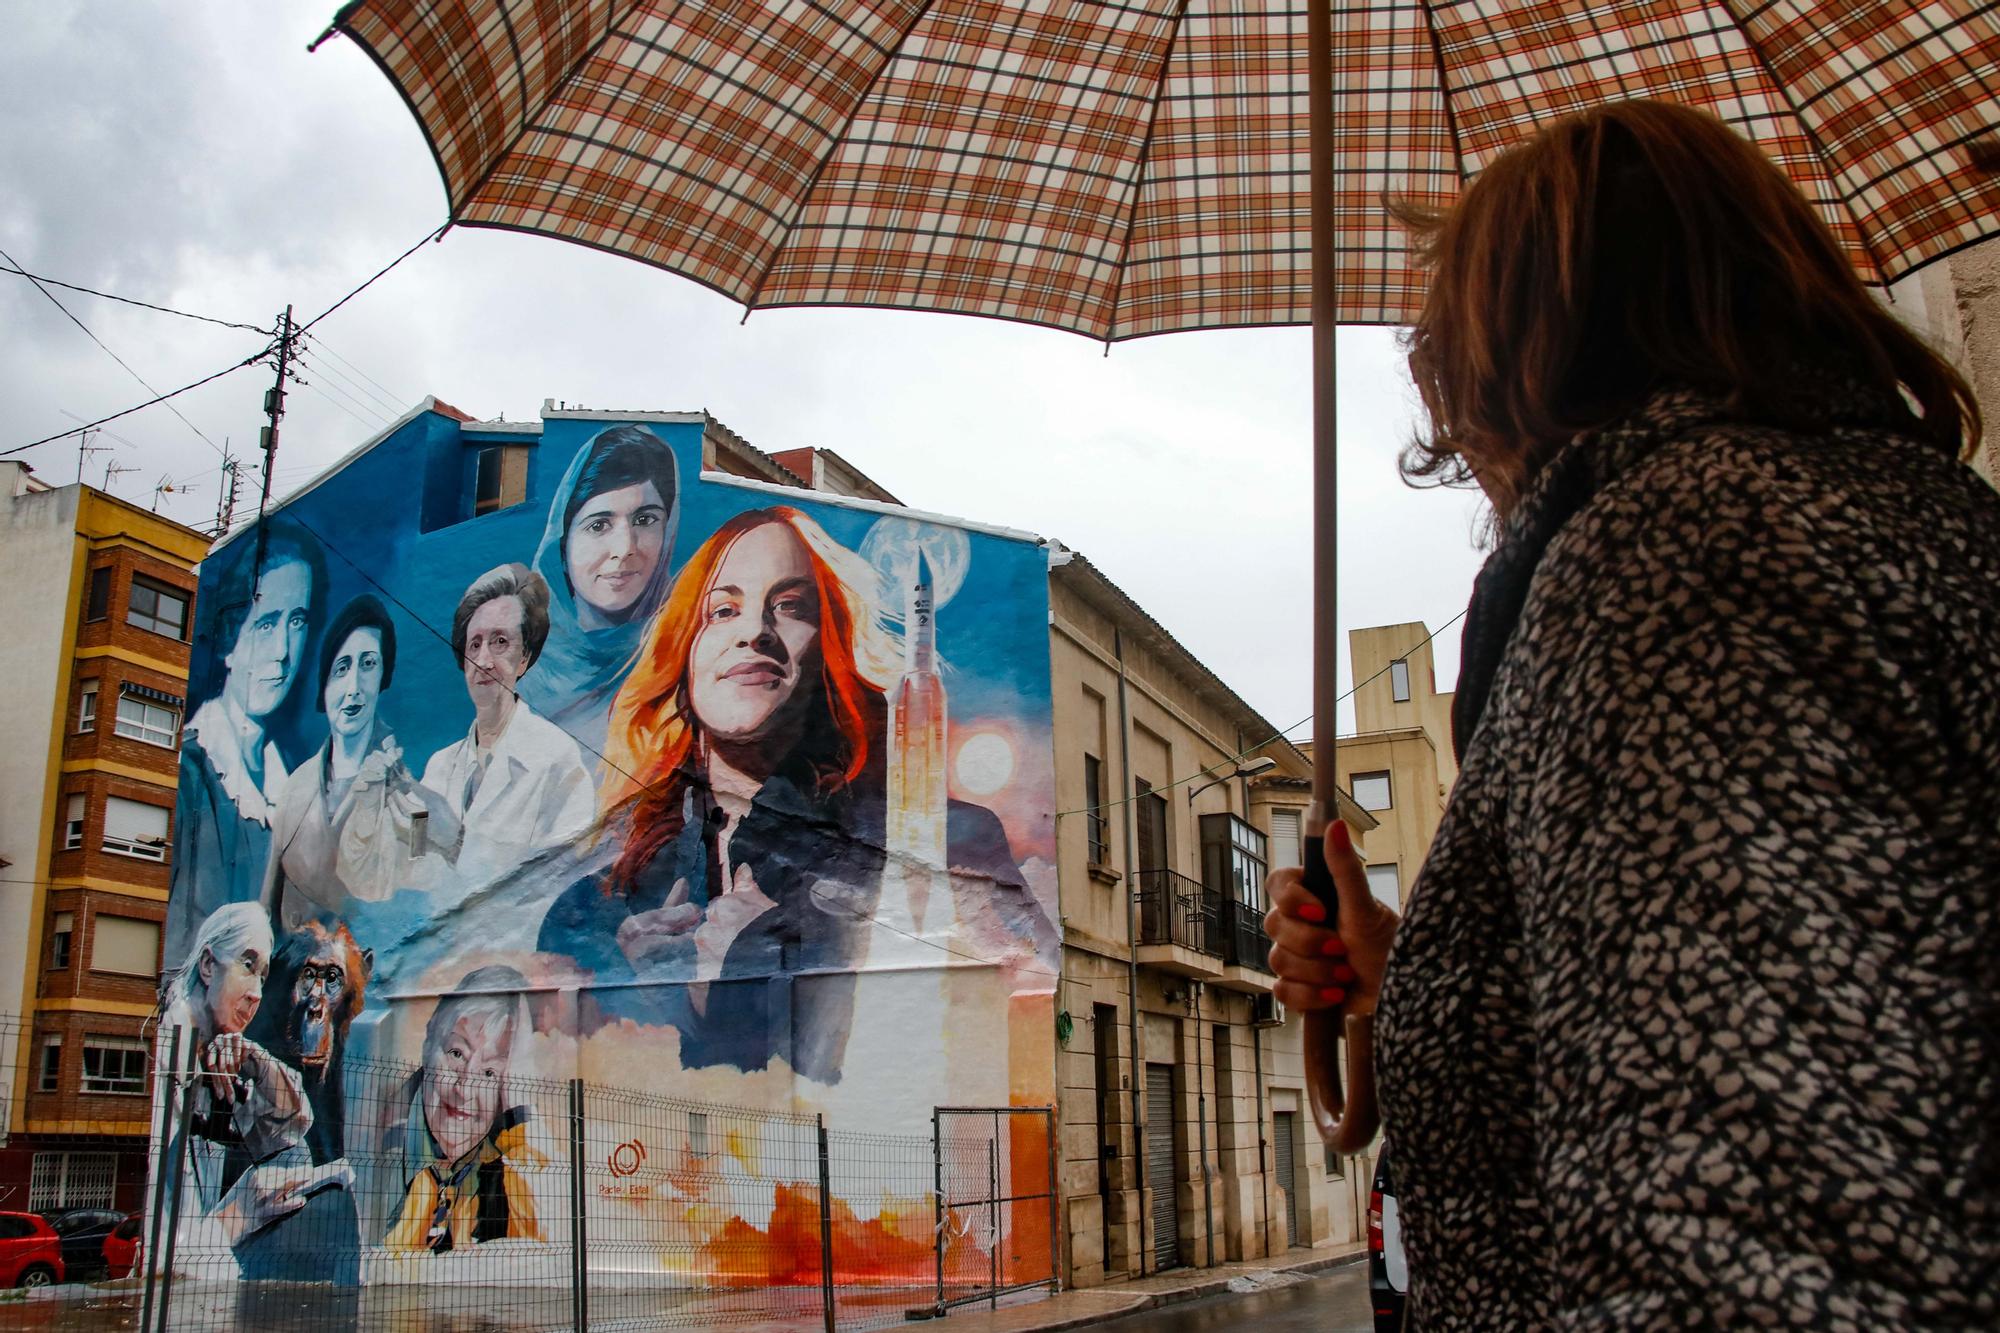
[1301,835,1381,1153]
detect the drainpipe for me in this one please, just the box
[1254,1022,1269,1257]
[1195,981,1213,1266]
[1115,627,1147,1277]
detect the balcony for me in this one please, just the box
[1133,869,1225,979]
[1213,897,1276,993]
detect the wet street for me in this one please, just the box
[1082,1260,1372,1333]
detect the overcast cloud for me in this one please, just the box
[0,2,1489,737]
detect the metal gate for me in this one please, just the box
[933,1107,1059,1314]
[1145,1064,1180,1269]
[1273,1110,1300,1247]
[30,1151,116,1210]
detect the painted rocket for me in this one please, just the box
[886,549,949,928]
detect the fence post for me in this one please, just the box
[932,1108,945,1316]
[569,1078,588,1333]
[154,1054,197,1333]
[1045,1107,1059,1293]
[816,1114,836,1333]
[986,1132,1000,1311]
[139,1027,180,1333]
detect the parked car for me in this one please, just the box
[0,1212,64,1289]
[1369,1148,1407,1332]
[102,1213,143,1280]
[41,1208,126,1281]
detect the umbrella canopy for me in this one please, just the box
[332,0,1999,342]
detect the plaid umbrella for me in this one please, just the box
[323,0,2000,1150]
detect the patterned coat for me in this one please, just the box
[1375,385,2000,1329]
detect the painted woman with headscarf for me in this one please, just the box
[515,424,679,761]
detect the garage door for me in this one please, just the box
[1146,1064,1180,1270]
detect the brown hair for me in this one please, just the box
[1394,99,1980,518]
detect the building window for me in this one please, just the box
[29,1152,116,1211]
[1324,1143,1345,1178]
[113,695,180,748]
[101,796,169,861]
[62,794,86,850]
[81,1037,148,1096]
[78,680,98,732]
[1390,659,1411,703]
[125,577,188,639]
[1201,813,1269,907]
[50,912,73,969]
[90,915,161,976]
[1083,753,1109,866]
[473,444,529,516]
[1350,770,1392,811]
[1268,807,1302,869]
[37,1036,61,1093]
[85,566,111,622]
[1134,780,1170,874]
[1366,863,1401,909]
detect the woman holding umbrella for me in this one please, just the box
[1266,101,1999,1328]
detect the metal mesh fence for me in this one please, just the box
[0,1014,1053,1332]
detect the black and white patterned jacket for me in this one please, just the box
[1376,384,2000,1329]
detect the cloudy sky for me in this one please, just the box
[0,2,1489,738]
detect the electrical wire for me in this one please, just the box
[295,224,448,335]
[0,245,229,458]
[0,263,272,334]
[292,352,395,431]
[1052,608,1468,818]
[3,353,268,458]
[299,333,408,415]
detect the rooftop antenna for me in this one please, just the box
[75,427,110,485]
[102,458,138,492]
[215,446,242,535]
[152,474,199,513]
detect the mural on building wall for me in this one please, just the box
[158,410,1058,1286]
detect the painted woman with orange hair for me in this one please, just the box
[538,506,1049,1081]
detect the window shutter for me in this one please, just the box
[101,798,169,860]
[90,916,160,976]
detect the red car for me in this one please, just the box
[102,1214,142,1280]
[0,1212,64,1289]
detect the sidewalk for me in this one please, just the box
[903,1241,1369,1333]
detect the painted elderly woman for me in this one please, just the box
[261,594,423,930]
[538,507,1051,1081]
[381,965,546,1251]
[518,424,679,758]
[158,902,353,1278]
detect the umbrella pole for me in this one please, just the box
[1302,0,1380,1155]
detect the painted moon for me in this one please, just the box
[954,733,1015,796]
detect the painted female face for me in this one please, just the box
[323,626,385,740]
[202,935,270,1036]
[687,523,823,742]
[566,481,668,619]
[423,1010,512,1163]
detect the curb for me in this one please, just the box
[988,1247,1368,1333]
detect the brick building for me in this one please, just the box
[0,460,208,1214]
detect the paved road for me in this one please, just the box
[1082,1260,1373,1333]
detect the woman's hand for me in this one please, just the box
[1263,819,1400,1018]
[617,878,703,971]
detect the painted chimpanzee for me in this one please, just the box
[247,920,372,1165]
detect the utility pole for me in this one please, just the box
[253,305,296,577]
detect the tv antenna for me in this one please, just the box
[102,458,138,492]
[152,474,199,512]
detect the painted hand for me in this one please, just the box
[617,878,703,972]
[1263,820,1399,1018]
[693,864,779,979]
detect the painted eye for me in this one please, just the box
[634,510,659,527]
[289,613,307,630]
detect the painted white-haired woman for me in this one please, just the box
[158,901,325,1251]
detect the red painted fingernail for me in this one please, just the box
[1319,937,1347,957]
[1329,820,1352,854]
[1297,901,1326,922]
[1319,987,1346,1005]
[1331,963,1356,983]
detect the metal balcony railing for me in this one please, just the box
[1134,869,1223,955]
[1218,897,1272,973]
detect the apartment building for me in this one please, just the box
[0,460,208,1214]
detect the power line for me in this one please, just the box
[3,353,267,458]
[0,245,229,458]
[295,224,448,335]
[0,263,271,333]
[291,352,394,431]
[1053,609,1468,818]
[299,333,407,415]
